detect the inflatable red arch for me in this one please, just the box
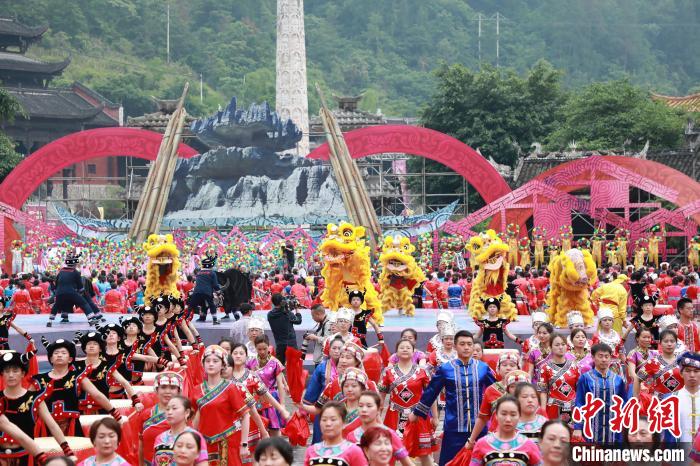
[0,127,198,210]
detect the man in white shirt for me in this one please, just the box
[229,302,254,344]
[667,351,700,442]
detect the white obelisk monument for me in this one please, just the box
[276,0,310,156]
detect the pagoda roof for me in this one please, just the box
[0,51,70,75]
[652,92,700,113]
[0,17,48,39]
[5,86,117,124]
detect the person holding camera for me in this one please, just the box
[302,304,332,366]
[267,293,302,364]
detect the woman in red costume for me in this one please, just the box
[193,345,255,466]
[8,284,31,315]
[636,329,684,398]
[379,339,434,465]
[136,371,183,466]
[536,334,580,426]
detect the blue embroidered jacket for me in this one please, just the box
[574,368,628,444]
[413,358,495,433]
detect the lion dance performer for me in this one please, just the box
[690,235,700,269]
[378,235,425,317]
[546,248,597,328]
[591,227,604,268]
[143,234,181,303]
[615,228,630,267]
[532,227,546,270]
[320,223,383,324]
[506,223,519,265]
[559,225,573,252]
[466,230,517,321]
[647,226,662,268]
[518,237,531,269]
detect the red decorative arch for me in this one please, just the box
[307,125,512,205]
[0,127,198,210]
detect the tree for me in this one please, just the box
[408,61,564,213]
[0,89,24,182]
[547,79,687,150]
[421,61,564,167]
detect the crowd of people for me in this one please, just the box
[0,245,697,466]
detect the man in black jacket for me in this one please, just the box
[47,252,94,327]
[266,293,302,364]
[190,253,221,325]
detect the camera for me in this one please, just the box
[281,295,300,312]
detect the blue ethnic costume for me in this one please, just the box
[413,358,496,465]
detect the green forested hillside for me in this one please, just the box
[5,0,699,118]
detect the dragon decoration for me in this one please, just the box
[466,229,517,321]
[378,236,426,317]
[143,234,181,302]
[320,223,383,324]
[546,248,597,328]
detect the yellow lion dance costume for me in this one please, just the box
[320,223,383,324]
[378,236,426,317]
[466,229,517,321]
[143,233,181,302]
[546,248,596,328]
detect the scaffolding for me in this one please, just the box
[319,153,477,218]
[29,156,151,220]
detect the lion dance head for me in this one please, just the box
[143,234,181,302]
[378,235,425,316]
[546,248,596,327]
[320,223,384,324]
[467,230,517,320]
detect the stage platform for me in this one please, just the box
[13,308,626,372]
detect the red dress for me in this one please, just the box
[638,354,684,396]
[379,364,433,455]
[536,358,580,423]
[10,290,32,315]
[231,369,270,453]
[135,404,169,465]
[29,286,47,313]
[194,380,254,466]
[104,289,126,313]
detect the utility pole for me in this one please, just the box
[495,12,501,68]
[477,13,482,67]
[166,3,170,64]
[200,73,203,103]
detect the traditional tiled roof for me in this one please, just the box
[0,51,70,75]
[309,109,385,131]
[0,17,48,39]
[5,86,117,124]
[652,92,700,113]
[127,111,196,133]
[512,150,698,187]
